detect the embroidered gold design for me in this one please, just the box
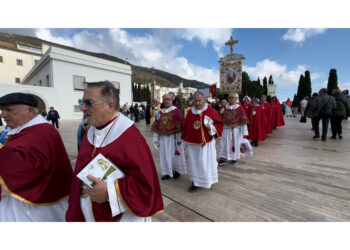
[0,144,4,149]
[193,120,201,129]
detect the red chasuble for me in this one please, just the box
[66,124,164,222]
[243,103,252,120]
[275,100,285,127]
[220,105,249,127]
[181,105,223,145]
[248,105,266,141]
[260,101,273,134]
[151,107,183,134]
[0,123,73,205]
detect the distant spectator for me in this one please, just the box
[47,107,60,129]
[310,88,336,141]
[291,95,299,117]
[330,88,350,139]
[305,93,319,131]
[285,98,292,117]
[299,97,308,117]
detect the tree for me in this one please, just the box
[304,70,312,98]
[327,69,338,95]
[268,75,274,85]
[263,76,268,95]
[296,74,305,100]
[146,84,151,105]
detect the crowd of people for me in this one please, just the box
[0,83,349,222]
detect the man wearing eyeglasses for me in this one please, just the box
[66,81,163,222]
[0,92,73,221]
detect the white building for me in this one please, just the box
[152,82,197,101]
[0,40,49,84]
[0,46,132,120]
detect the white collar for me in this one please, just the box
[162,106,176,113]
[8,115,50,135]
[226,103,239,109]
[191,103,208,115]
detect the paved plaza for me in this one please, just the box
[59,116,350,222]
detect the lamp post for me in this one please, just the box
[124,57,128,64]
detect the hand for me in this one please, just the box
[205,125,211,131]
[87,175,108,203]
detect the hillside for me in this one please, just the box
[0,32,209,89]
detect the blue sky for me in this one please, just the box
[1,27,349,101]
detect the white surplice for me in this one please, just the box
[0,115,68,222]
[218,103,247,161]
[80,114,151,222]
[185,104,218,189]
[153,106,186,177]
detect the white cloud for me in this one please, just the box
[282,28,327,43]
[35,28,73,47]
[32,28,220,84]
[177,28,233,57]
[339,82,350,90]
[244,59,323,100]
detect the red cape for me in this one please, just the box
[260,101,273,134]
[248,105,266,141]
[220,105,249,127]
[274,100,285,127]
[151,107,183,134]
[66,124,164,222]
[0,123,72,205]
[181,105,223,145]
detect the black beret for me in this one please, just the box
[0,92,38,108]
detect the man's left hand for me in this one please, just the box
[87,175,108,203]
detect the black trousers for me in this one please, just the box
[51,119,59,129]
[330,116,343,136]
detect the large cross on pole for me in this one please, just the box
[225,35,238,54]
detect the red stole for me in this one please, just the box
[151,107,183,134]
[248,105,266,141]
[220,105,249,127]
[66,124,164,222]
[0,123,73,205]
[181,105,223,145]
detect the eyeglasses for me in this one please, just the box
[228,96,236,99]
[79,99,106,109]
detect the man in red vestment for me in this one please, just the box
[152,93,186,180]
[0,92,73,221]
[260,95,273,134]
[218,92,249,165]
[181,92,223,192]
[248,98,266,147]
[271,96,285,128]
[66,81,163,222]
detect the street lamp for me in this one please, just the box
[124,57,128,64]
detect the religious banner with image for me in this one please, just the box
[267,84,276,96]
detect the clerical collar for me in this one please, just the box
[8,115,50,135]
[191,103,208,114]
[95,114,118,130]
[162,106,176,113]
[226,103,239,109]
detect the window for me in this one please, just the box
[46,75,50,85]
[0,56,3,63]
[15,78,21,83]
[17,59,23,66]
[73,75,85,90]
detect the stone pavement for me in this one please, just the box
[58,116,350,222]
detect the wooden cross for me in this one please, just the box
[225,35,238,54]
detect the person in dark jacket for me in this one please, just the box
[310,88,336,141]
[47,107,60,129]
[305,93,319,130]
[330,88,350,139]
[145,104,151,125]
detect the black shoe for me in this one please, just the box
[218,159,226,166]
[188,185,198,193]
[161,175,171,180]
[321,138,326,141]
[312,135,320,139]
[339,135,343,139]
[330,136,336,139]
[231,160,237,164]
[253,141,258,147]
[173,171,180,180]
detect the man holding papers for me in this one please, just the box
[181,91,223,192]
[66,81,163,222]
